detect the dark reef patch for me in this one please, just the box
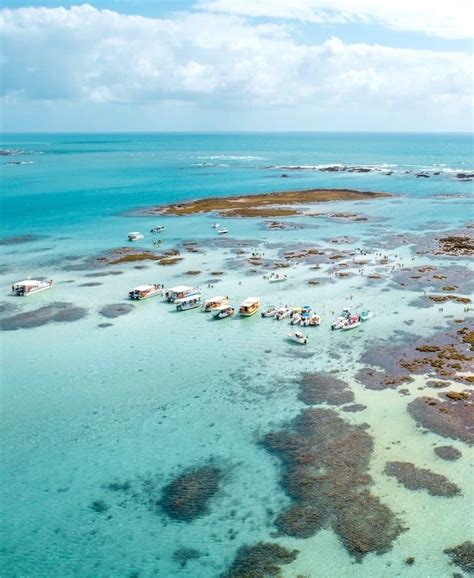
[262,408,405,558]
[0,234,45,245]
[97,322,113,328]
[384,461,461,496]
[342,403,367,413]
[407,391,474,446]
[298,373,355,406]
[158,466,221,521]
[79,282,103,287]
[99,303,134,319]
[444,542,474,574]
[434,445,462,461]
[222,542,298,578]
[0,302,87,331]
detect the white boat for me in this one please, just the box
[274,306,291,320]
[239,297,260,317]
[213,305,234,319]
[307,314,321,326]
[341,315,361,331]
[265,272,288,283]
[128,284,164,301]
[175,294,203,311]
[287,331,308,345]
[11,279,53,296]
[360,309,373,321]
[331,308,352,330]
[128,231,144,241]
[261,305,278,318]
[213,223,220,229]
[165,285,200,303]
[202,295,230,312]
[218,228,229,235]
[150,226,165,233]
[291,313,302,325]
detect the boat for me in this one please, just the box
[11,279,53,296]
[341,314,361,330]
[218,228,229,235]
[128,231,144,241]
[128,284,164,301]
[287,331,308,345]
[150,226,165,233]
[239,297,260,317]
[299,305,313,326]
[331,308,352,330]
[274,306,291,320]
[307,314,321,326]
[201,295,230,312]
[360,309,373,321]
[165,285,200,303]
[212,223,220,229]
[175,294,203,311]
[213,305,234,319]
[265,272,288,283]
[261,305,278,318]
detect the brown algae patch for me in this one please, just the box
[444,542,474,573]
[0,302,87,331]
[298,373,355,406]
[222,543,298,578]
[407,391,474,446]
[262,408,405,558]
[384,461,460,497]
[159,466,221,521]
[99,303,134,319]
[142,188,390,217]
[434,445,462,461]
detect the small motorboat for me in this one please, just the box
[128,284,164,300]
[264,272,288,283]
[308,314,321,326]
[128,231,144,242]
[12,279,53,296]
[261,305,278,318]
[218,228,229,235]
[213,305,234,319]
[360,309,373,321]
[150,226,165,233]
[341,315,361,330]
[291,313,302,325]
[331,308,352,330]
[274,306,291,320]
[287,331,308,345]
[213,223,220,229]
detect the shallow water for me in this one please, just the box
[0,133,473,577]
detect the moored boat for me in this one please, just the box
[218,228,229,235]
[150,225,165,233]
[11,279,53,296]
[165,285,200,303]
[265,272,288,283]
[239,297,260,316]
[261,305,278,318]
[341,315,361,330]
[274,305,291,320]
[331,308,352,330]
[213,305,234,319]
[128,231,144,241]
[360,309,373,321]
[128,284,164,300]
[175,294,203,311]
[202,295,230,312]
[287,331,308,345]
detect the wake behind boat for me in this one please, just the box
[128,231,144,241]
[12,279,53,296]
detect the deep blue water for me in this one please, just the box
[1,132,472,235]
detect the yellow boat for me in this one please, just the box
[239,297,260,317]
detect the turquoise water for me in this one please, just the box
[0,133,473,577]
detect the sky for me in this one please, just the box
[0,0,473,132]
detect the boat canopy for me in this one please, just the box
[14,280,42,287]
[169,285,193,293]
[241,297,260,306]
[132,284,154,292]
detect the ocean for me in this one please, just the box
[0,132,473,577]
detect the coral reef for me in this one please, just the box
[384,461,460,496]
[444,542,474,574]
[222,542,298,578]
[0,302,87,331]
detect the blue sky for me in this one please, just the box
[1,1,472,131]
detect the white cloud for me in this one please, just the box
[0,3,472,128]
[200,0,474,39]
